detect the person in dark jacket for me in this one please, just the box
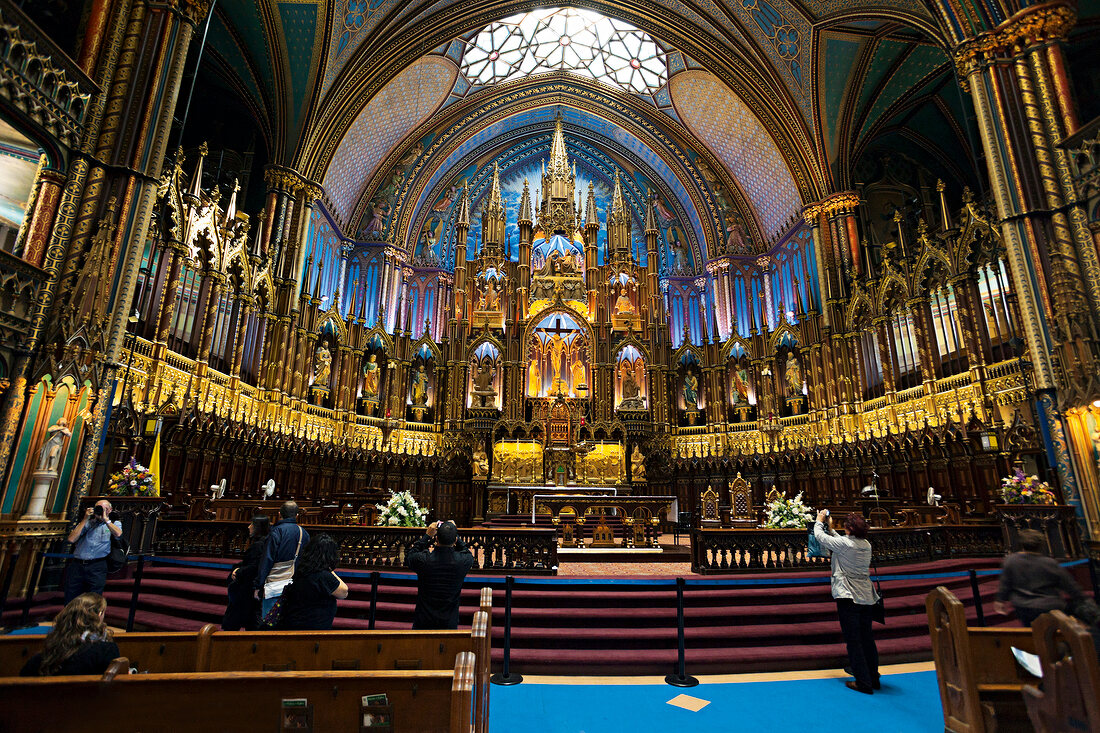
[255,501,310,618]
[222,515,271,630]
[277,533,348,630]
[21,593,120,676]
[407,521,474,630]
[995,529,1084,627]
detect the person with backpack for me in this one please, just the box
[255,501,310,618]
[64,500,122,602]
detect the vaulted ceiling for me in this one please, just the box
[196,0,1097,259]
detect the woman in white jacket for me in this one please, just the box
[814,509,880,694]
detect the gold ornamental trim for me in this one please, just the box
[954,2,1076,76]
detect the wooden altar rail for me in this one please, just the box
[152,520,559,574]
[691,524,1005,574]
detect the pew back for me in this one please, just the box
[1023,610,1100,733]
[0,625,217,676]
[0,653,475,733]
[927,586,1037,733]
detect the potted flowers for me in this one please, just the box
[763,491,814,528]
[998,469,1056,505]
[375,490,428,527]
[106,457,157,497]
[995,468,1080,558]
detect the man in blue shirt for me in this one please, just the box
[65,499,122,602]
[255,501,309,617]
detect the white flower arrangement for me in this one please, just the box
[375,490,428,527]
[763,491,815,529]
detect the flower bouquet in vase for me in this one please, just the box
[106,457,157,497]
[375,490,428,527]
[999,469,1056,505]
[763,491,814,528]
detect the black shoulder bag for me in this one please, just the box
[107,533,130,574]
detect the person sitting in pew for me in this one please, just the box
[276,533,349,630]
[994,529,1085,627]
[20,593,120,676]
[222,514,271,631]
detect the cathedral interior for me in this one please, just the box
[1,0,1100,575]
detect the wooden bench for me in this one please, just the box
[1022,610,1100,733]
[0,652,475,732]
[0,624,219,676]
[927,586,1038,733]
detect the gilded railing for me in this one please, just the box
[151,520,559,574]
[691,524,1004,573]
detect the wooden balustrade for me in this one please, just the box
[151,520,558,574]
[691,524,1005,574]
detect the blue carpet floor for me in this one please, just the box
[489,670,942,733]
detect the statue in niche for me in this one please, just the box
[547,334,567,393]
[37,418,72,473]
[411,365,429,406]
[472,363,497,407]
[472,446,489,477]
[570,356,587,396]
[313,344,331,386]
[485,279,501,310]
[631,445,646,482]
[614,282,635,315]
[785,353,803,395]
[733,365,750,405]
[527,359,541,397]
[619,361,644,410]
[362,354,380,399]
[683,369,699,409]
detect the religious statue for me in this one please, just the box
[486,280,501,310]
[683,370,699,409]
[631,445,646,482]
[619,361,644,410]
[785,353,803,395]
[37,417,71,473]
[313,344,331,386]
[528,359,541,397]
[614,283,635,315]
[472,363,497,407]
[362,354,380,399]
[363,199,389,235]
[733,365,749,405]
[472,446,489,477]
[411,365,429,406]
[547,333,567,393]
[570,357,586,396]
[477,285,488,311]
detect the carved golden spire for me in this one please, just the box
[608,169,628,227]
[585,182,599,228]
[519,178,533,223]
[548,111,570,180]
[485,162,505,220]
[456,183,470,227]
[644,191,659,233]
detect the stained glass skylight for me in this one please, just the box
[462,8,668,95]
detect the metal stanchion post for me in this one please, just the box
[968,569,985,627]
[368,571,379,630]
[491,575,522,685]
[665,576,699,687]
[0,551,19,625]
[20,553,44,628]
[126,556,145,632]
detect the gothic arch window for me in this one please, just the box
[462,8,668,96]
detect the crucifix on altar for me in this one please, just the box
[529,313,588,399]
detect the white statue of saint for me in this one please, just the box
[37,418,72,473]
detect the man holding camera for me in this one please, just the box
[65,499,122,602]
[408,521,474,630]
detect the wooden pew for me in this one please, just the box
[0,624,217,676]
[477,587,493,733]
[1022,610,1100,733]
[0,652,475,733]
[927,586,1038,733]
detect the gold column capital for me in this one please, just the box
[953,2,1076,75]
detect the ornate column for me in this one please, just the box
[18,167,65,268]
[946,0,1094,532]
[873,316,897,394]
[229,295,254,380]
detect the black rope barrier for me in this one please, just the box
[490,575,522,686]
[665,576,699,687]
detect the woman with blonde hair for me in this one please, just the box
[20,593,120,676]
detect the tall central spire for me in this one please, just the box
[547,111,570,180]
